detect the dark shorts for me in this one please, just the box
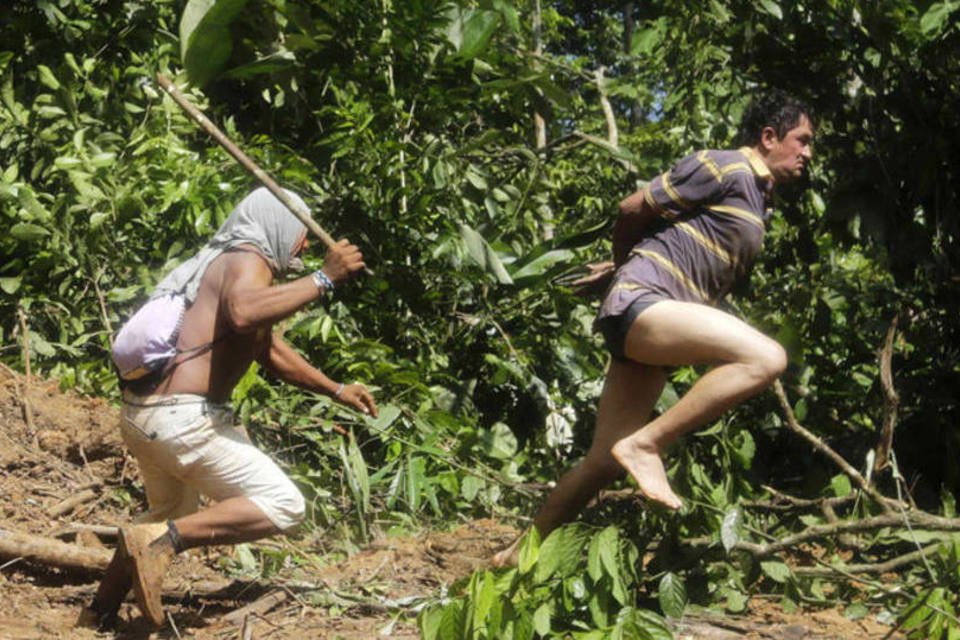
[596,293,665,362]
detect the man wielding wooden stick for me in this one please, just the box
[79,187,378,628]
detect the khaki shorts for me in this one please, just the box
[120,392,305,531]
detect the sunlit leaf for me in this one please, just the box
[720,506,742,553]
[658,572,687,618]
[760,560,792,583]
[179,0,249,86]
[10,222,49,241]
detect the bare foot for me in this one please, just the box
[611,437,682,510]
[490,535,522,568]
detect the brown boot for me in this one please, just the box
[75,543,134,630]
[119,522,172,627]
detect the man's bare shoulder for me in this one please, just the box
[191,247,273,302]
[218,247,274,284]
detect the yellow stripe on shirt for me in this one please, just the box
[720,162,752,176]
[697,151,723,183]
[676,222,734,266]
[631,248,708,301]
[643,186,676,220]
[707,204,765,230]
[661,172,691,210]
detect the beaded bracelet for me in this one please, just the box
[312,269,335,293]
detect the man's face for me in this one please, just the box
[293,233,309,258]
[762,114,814,183]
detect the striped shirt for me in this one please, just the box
[598,147,774,320]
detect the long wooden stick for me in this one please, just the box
[155,73,337,251]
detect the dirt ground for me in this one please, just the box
[0,367,902,639]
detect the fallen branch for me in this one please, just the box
[772,380,896,512]
[794,540,945,578]
[744,485,857,511]
[0,527,111,572]
[699,512,960,558]
[48,485,101,518]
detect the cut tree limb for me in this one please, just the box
[0,527,111,572]
[772,380,897,512]
[48,486,101,517]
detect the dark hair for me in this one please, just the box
[737,90,814,146]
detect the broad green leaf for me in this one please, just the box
[755,0,783,19]
[364,403,402,431]
[760,560,792,583]
[405,454,426,512]
[458,9,500,60]
[597,526,620,578]
[419,606,445,640]
[921,2,959,35]
[10,222,49,241]
[587,587,612,628]
[732,430,756,470]
[535,525,587,582]
[830,473,852,497]
[469,571,496,630]
[89,152,116,168]
[439,600,466,640]
[587,529,604,581]
[511,249,574,282]
[222,51,296,80]
[479,422,517,460]
[492,0,520,33]
[89,212,109,229]
[844,603,868,620]
[658,572,687,618]
[0,277,21,294]
[518,527,541,574]
[460,223,513,284]
[179,0,249,86]
[532,602,551,636]
[725,588,748,612]
[0,51,13,76]
[37,64,61,90]
[720,506,742,552]
[461,475,483,501]
[30,333,56,358]
[630,21,664,56]
[233,543,258,574]
[54,157,83,170]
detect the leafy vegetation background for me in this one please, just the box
[1,0,959,637]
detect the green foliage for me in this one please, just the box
[2,0,959,633]
[419,525,673,639]
[899,541,960,639]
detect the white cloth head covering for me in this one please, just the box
[152,187,309,304]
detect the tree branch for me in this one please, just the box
[772,380,896,512]
[874,315,900,472]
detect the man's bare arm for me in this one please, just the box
[220,255,322,333]
[259,334,378,416]
[220,240,364,334]
[612,188,660,266]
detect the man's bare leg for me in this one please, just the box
[120,496,280,626]
[173,496,279,548]
[491,361,664,567]
[610,301,787,510]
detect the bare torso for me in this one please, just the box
[154,248,273,403]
